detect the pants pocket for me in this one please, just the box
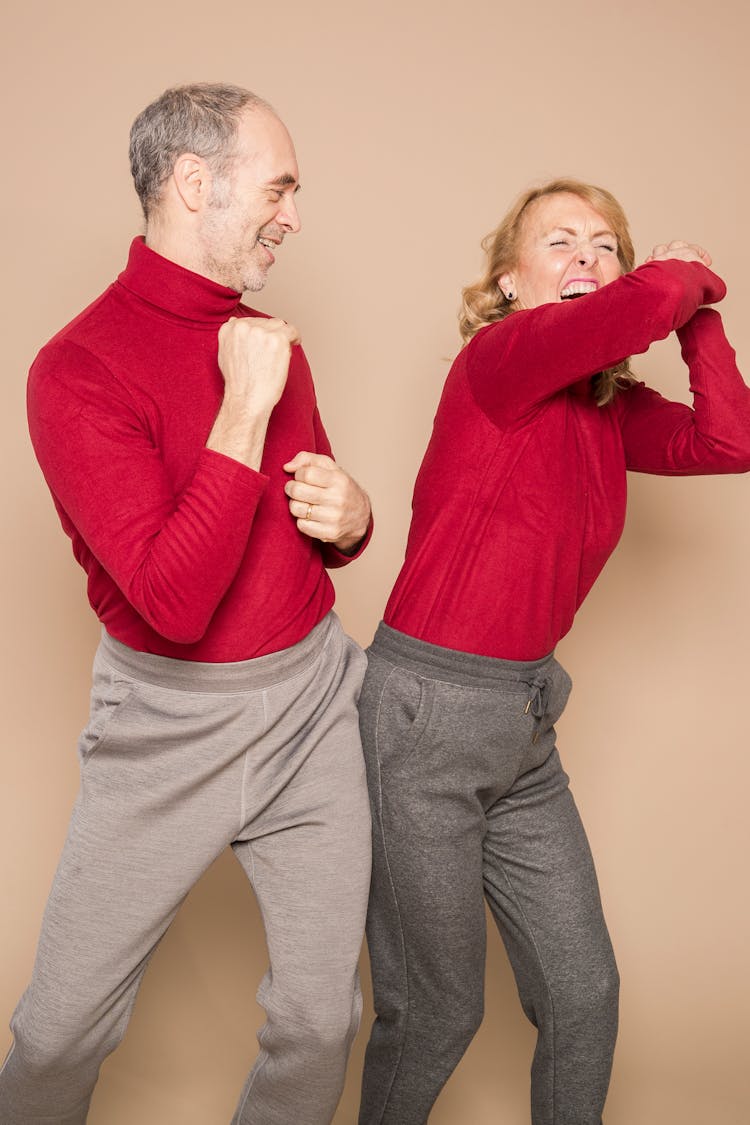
[77,656,135,764]
[373,665,435,777]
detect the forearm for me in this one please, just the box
[621,309,750,474]
[469,260,726,426]
[29,367,268,644]
[206,393,273,471]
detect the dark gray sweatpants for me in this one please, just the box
[0,612,371,1125]
[358,623,618,1125]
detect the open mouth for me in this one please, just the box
[560,280,598,300]
[257,236,278,265]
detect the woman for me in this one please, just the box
[358,179,750,1125]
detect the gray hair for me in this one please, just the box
[129,83,272,218]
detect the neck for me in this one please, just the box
[145,215,224,287]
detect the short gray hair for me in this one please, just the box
[129,83,272,218]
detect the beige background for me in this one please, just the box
[2,1,749,1122]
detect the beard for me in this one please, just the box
[200,205,268,293]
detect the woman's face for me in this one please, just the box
[499,192,622,310]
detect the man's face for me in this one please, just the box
[199,108,301,292]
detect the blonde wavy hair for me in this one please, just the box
[459,178,637,405]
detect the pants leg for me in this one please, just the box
[358,654,489,1125]
[483,749,619,1125]
[358,625,619,1125]
[0,645,247,1124]
[1,614,371,1125]
[230,619,372,1125]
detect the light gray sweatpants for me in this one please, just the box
[0,612,372,1125]
[358,623,619,1125]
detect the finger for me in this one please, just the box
[285,483,329,508]
[287,464,341,489]
[288,495,348,533]
[263,317,301,345]
[287,488,328,515]
[295,516,331,542]
[283,451,336,474]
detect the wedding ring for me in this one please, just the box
[305,504,314,521]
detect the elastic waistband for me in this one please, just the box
[369,622,555,689]
[99,613,339,693]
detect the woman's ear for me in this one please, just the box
[498,272,516,301]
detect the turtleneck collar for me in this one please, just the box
[116,236,243,324]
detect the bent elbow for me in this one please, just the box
[141,607,211,645]
[132,579,213,645]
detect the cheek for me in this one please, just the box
[603,260,622,285]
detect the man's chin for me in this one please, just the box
[240,269,270,294]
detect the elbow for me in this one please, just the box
[142,607,211,645]
[699,438,750,474]
[721,428,750,470]
[132,580,213,645]
[154,620,210,645]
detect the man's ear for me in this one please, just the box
[172,152,209,213]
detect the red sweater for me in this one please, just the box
[385,260,750,660]
[28,237,369,661]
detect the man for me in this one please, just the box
[1,83,372,1124]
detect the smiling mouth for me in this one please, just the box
[560,280,598,300]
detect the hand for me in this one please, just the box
[208,317,301,470]
[284,452,371,553]
[645,241,712,267]
[217,316,301,419]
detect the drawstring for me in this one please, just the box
[523,674,550,718]
[523,674,551,743]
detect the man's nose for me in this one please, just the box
[279,195,301,234]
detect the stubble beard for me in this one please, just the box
[198,173,269,294]
[200,213,268,294]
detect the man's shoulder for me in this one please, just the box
[32,280,125,377]
[236,302,272,321]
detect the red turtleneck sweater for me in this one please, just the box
[28,237,370,661]
[384,260,750,659]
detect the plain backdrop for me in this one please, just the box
[2,2,749,1123]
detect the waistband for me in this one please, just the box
[98,612,339,693]
[369,622,555,691]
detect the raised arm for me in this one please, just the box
[27,318,298,644]
[467,259,726,427]
[616,308,750,475]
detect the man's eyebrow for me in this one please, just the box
[267,173,301,192]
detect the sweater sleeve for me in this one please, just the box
[467,259,726,427]
[28,339,269,644]
[615,308,750,475]
[311,406,373,566]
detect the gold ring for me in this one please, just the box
[305,503,314,521]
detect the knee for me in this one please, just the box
[556,957,620,1031]
[9,1027,87,1085]
[294,986,363,1060]
[10,1009,119,1082]
[441,991,484,1058]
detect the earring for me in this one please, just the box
[505,290,514,301]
